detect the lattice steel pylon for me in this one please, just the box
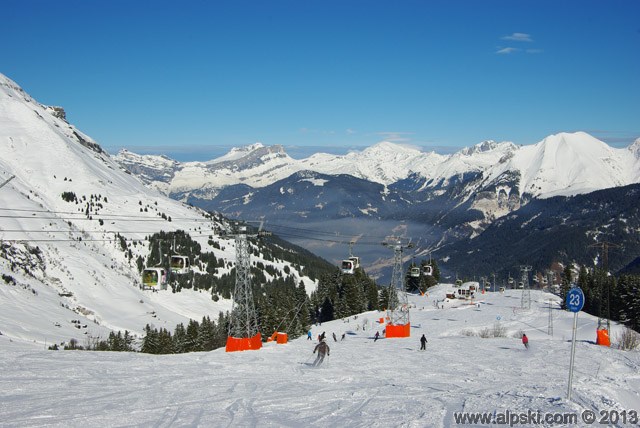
[226,225,261,352]
[520,265,532,310]
[589,241,619,333]
[382,239,414,335]
[547,299,554,336]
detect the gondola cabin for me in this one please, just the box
[170,255,190,274]
[341,256,360,275]
[142,267,167,290]
[410,267,420,278]
[422,265,433,276]
[456,281,478,300]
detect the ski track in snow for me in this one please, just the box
[1,287,639,427]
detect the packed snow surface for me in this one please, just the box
[1,286,638,427]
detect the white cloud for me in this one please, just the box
[376,131,414,142]
[496,47,520,55]
[502,32,533,42]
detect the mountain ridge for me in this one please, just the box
[0,72,324,348]
[114,132,640,203]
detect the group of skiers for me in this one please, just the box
[306,325,530,367]
[308,330,346,342]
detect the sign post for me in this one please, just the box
[566,287,585,401]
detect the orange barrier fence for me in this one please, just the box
[596,329,610,347]
[225,333,262,352]
[385,323,411,338]
[276,332,288,344]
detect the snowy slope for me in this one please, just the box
[488,132,640,198]
[301,141,446,185]
[0,73,316,347]
[1,286,638,427]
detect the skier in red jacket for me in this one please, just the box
[522,333,529,349]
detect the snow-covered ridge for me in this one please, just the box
[0,72,318,346]
[117,131,640,201]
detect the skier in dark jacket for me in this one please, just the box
[374,331,380,342]
[319,331,326,342]
[420,334,428,350]
[312,340,330,366]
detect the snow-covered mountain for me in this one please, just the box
[0,73,318,348]
[115,123,640,280]
[115,133,639,203]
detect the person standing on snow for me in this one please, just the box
[374,331,380,342]
[332,332,337,342]
[420,334,428,350]
[312,339,330,366]
[319,331,326,342]
[307,330,312,340]
[522,333,529,349]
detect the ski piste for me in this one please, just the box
[1,284,638,426]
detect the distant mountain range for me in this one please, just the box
[115,131,640,280]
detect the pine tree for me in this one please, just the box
[198,316,216,351]
[560,264,573,309]
[172,323,187,353]
[185,319,200,352]
[378,287,390,311]
[320,296,334,323]
[617,275,640,331]
[430,258,441,282]
[141,324,159,354]
[365,281,380,311]
[157,328,174,354]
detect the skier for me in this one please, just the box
[341,333,346,341]
[420,334,428,350]
[307,330,312,340]
[374,331,380,342]
[522,333,529,349]
[312,339,330,366]
[319,331,326,342]
[332,332,337,342]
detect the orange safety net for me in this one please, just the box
[385,323,411,338]
[276,332,288,344]
[596,329,611,347]
[267,331,278,342]
[225,333,263,352]
[379,317,385,324]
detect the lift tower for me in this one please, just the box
[382,238,414,338]
[589,241,619,347]
[520,265,532,310]
[226,224,262,352]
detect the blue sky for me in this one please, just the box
[2,0,639,160]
